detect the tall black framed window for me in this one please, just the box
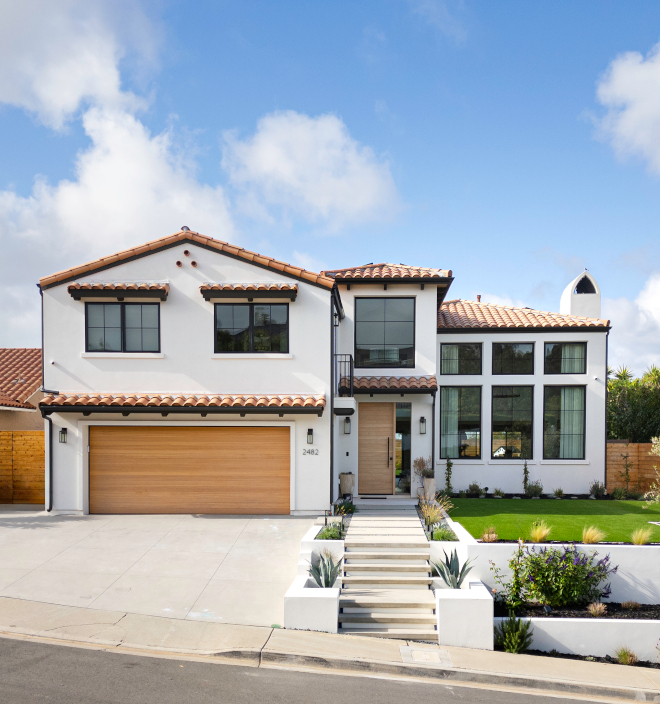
[355,297,415,368]
[440,386,481,459]
[85,303,160,353]
[544,342,587,374]
[543,386,586,459]
[492,343,534,374]
[440,343,482,375]
[215,303,289,353]
[491,386,533,459]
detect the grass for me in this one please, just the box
[450,499,660,543]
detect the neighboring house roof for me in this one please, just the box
[40,393,326,414]
[351,375,438,394]
[68,282,170,300]
[39,230,336,291]
[437,299,610,331]
[0,348,42,410]
[322,263,452,281]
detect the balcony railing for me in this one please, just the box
[334,354,354,397]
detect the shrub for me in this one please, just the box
[309,551,342,588]
[494,613,533,653]
[432,525,458,541]
[622,601,641,610]
[467,481,481,496]
[611,487,627,500]
[490,543,617,609]
[582,525,606,544]
[493,487,505,498]
[614,646,638,666]
[529,519,551,543]
[419,500,443,527]
[523,460,530,494]
[413,456,434,479]
[553,487,564,499]
[525,480,543,498]
[587,602,607,617]
[631,527,653,545]
[334,499,356,515]
[459,490,467,498]
[433,493,454,515]
[316,523,344,540]
[480,526,498,543]
[431,549,474,589]
[589,481,606,498]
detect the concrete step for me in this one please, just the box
[339,628,437,641]
[344,551,430,560]
[342,575,433,586]
[339,613,436,625]
[345,539,429,549]
[340,589,436,609]
[343,563,430,573]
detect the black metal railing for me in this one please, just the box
[334,354,354,397]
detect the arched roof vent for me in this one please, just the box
[560,270,601,319]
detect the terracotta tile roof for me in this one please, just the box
[40,393,326,411]
[68,282,169,295]
[200,283,298,299]
[438,299,610,330]
[0,348,42,410]
[40,230,335,290]
[322,263,452,280]
[351,375,438,392]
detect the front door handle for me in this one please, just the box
[387,437,390,467]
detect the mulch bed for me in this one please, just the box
[525,649,660,669]
[494,602,660,620]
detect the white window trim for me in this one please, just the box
[81,352,165,359]
[210,353,293,360]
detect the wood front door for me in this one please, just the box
[358,402,395,495]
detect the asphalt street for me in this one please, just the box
[0,637,596,704]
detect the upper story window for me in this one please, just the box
[492,342,534,375]
[86,303,160,353]
[544,342,586,374]
[355,297,415,368]
[440,343,481,375]
[215,303,289,353]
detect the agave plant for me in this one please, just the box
[431,549,473,589]
[308,551,342,588]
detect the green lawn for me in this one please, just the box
[450,499,660,543]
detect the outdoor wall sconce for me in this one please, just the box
[419,417,427,434]
[59,427,67,443]
[344,417,351,434]
[307,428,314,444]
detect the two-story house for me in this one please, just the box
[38,229,609,514]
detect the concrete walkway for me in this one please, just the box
[0,596,657,702]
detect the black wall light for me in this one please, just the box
[344,417,351,434]
[59,427,67,443]
[307,428,314,444]
[419,417,427,434]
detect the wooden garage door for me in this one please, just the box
[89,426,290,514]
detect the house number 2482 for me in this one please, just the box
[303,449,319,456]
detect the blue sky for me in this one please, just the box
[1,1,660,370]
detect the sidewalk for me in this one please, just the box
[0,597,657,702]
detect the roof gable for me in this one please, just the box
[39,230,335,291]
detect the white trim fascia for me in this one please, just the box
[81,353,165,359]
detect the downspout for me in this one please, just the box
[431,390,436,476]
[329,292,335,509]
[604,329,609,491]
[43,413,53,512]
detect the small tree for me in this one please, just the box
[522,460,529,495]
[445,455,453,495]
[619,445,633,493]
[644,437,660,507]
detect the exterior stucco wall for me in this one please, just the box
[435,330,607,494]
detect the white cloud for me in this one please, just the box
[222,111,399,230]
[596,41,660,173]
[408,0,467,43]
[604,272,660,373]
[477,293,528,309]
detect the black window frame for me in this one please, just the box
[544,342,587,375]
[543,385,586,460]
[440,343,482,375]
[490,385,534,460]
[214,302,290,354]
[354,296,416,369]
[439,385,482,460]
[492,342,535,375]
[85,302,161,353]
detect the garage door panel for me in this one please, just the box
[89,426,290,514]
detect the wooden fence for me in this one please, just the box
[606,440,658,492]
[0,431,45,504]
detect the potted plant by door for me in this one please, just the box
[339,472,355,497]
[413,457,435,500]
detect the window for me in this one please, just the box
[355,297,415,368]
[492,343,534,375]
[215,303,289,353]
[544,342,586,374]
[544,386,585,459]
[440,343,481,375]
[440,387,481,459]
[86,303,160,353]
[491,386,533,459]
[395,403,411,494]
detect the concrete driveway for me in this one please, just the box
[0,511,314,627]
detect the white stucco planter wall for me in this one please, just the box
[297,524,344,576]
[435,581,494,650]
[494,616,660,663]
[284,575,340,634]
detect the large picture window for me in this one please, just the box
[440,343,482,375]
[491,386,533,459]
[355,297,415,368]
[543,386,586,459]
[86,303,160,353]
[440,387,481,459]
[492,343,534,375]
[215,303,289,353]
[544,342,587,374]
